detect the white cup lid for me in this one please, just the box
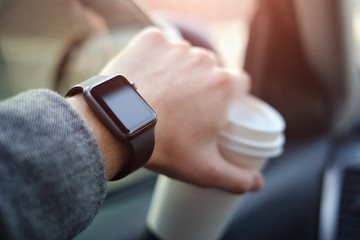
[218,136,284,158]
[219,131,285,149]
[222,95,286,141]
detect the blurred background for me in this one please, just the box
[1,0,360,239]
[0,0,257,97]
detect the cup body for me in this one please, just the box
[147,175,243,240]
[147,149,268,240]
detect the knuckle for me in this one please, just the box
[204,50,217,63]
[141,27,167,44]
[211,69,233,91]
[167,41,191,56]
[191,48,217,65]
[173,40,191,50]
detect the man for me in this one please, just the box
[0,13,263,240]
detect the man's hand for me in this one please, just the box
[101,27,264,194]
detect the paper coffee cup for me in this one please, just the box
[147,175,244,240]
[147,95,286,240]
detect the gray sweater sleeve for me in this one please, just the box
[0,89,107,239]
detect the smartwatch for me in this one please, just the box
[65,75,157,180]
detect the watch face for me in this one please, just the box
[91,75,156,135]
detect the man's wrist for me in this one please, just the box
[66,94,129,180]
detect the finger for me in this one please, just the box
[216,160,264,193]
[205,149,265,194]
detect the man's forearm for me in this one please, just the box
[66,94,129,180]
[0,89,107,239]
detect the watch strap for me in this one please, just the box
[65,75,109,98]
[114,125,155,180]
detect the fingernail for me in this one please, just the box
[251,174,264,191]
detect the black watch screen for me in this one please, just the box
[90,75,156,136]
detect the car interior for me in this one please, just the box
[1,0,360,239]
